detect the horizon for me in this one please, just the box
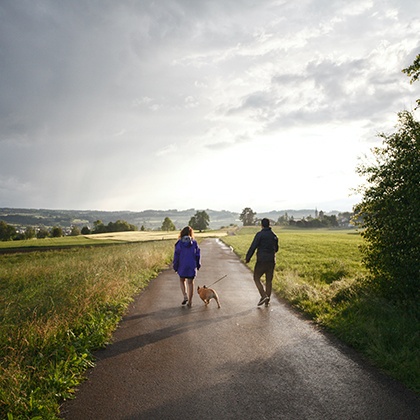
[0,206,353,214]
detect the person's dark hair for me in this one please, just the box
[179,226,194,238]
[261,218,270,228]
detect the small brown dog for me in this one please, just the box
[197,285,221,308]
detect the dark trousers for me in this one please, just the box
[253,260,275,298]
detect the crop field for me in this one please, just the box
[87,229,228,241]
[0,229,228,250]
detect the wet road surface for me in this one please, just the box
[61,238,420,419]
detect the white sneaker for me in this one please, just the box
[258,296,269,306]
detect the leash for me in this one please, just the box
[206,274,227,287]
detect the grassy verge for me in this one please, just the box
[222,227,419,393]
[0,241,175,419]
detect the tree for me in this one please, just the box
[402,53,420,109]
[276,214,289,226]
[70,226,81,236]
[189,210,210,232]
[93,220,106,234]
[0,221,16,241]
[37,226,49,239]
[24,226,36,239]
[51,226,63,237]
[107,220,137,232]
[92,219,137,234]
[354,110,420,304]
[239,207,256,226]
[323,214,338,227]
[161,217,176,231]
[81,226,90,235]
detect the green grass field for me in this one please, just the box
[1,228,418,419]
[0,240,175,419]
[222,227,419,395]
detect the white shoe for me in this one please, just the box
[258,296,269,306]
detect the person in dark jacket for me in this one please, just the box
[173,226,201,307]
[245,218,278,306]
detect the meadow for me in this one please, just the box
[0,229,228,250]
[1,228,418,418]
[222,227,419,394]
[0,240,176,419]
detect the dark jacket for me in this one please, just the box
[173,235,201,278]
[245,227,278,263]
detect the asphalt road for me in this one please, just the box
[60,238,420,419]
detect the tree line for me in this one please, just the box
[160,210,210,232]
[1,206,350,241]
[88,219,138,234]
[0,222,84,240]
[238,207,351,228]
[0,210,213,241]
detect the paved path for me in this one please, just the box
[60,238,420,419]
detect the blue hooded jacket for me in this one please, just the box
[173,236,201,278]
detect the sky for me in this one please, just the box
[1,0,419,214]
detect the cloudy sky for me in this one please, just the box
[1,0,419,213]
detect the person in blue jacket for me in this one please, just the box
[173,226,201,307]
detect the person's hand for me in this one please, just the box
[197,264,201,270]
[245,259,250,263]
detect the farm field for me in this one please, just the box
[87,229,228,242]
[0,229,229,250]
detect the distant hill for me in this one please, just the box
[0,207,344,230]
[0,208,239,230]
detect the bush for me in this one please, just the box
[354,111,420,305]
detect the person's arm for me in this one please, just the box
[173,243,180,272]
[195,242,201,270]
[245,233,260,263]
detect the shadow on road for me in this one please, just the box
[95,307,254,362]
[121,344,420,420]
